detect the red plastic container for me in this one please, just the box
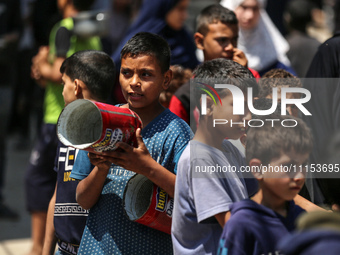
[123,174,173,234]
[57,99,142,152]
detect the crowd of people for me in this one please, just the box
[2,0,340,255]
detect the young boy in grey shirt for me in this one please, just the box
[171,58,259,254]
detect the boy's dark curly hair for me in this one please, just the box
[258,69,302,98]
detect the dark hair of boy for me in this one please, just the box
[192,58,258,111]
[258,68,302,98]
[60,50,115,102]
[251,97,283,119]
[246,115,313,165]
[195,4,238,36]
[120,32,171,73]
[72,0,96,11]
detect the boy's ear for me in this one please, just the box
[74,79,84,98]
[162,69,173,90]
[240,134,247,147]
[200,95,214,116]
[194,32,205,50]
[249,158,263,180]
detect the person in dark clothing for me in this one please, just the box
[302,32,340,205]
[278,211,340,255]
[284,0,320,77]
[0,0,22,220]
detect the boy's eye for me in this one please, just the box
[121,70,131,76]
[217,38,227,44]
[140,71,153,78]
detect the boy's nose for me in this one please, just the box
[293,170,305,181]
[130,74,141,87]
[224,42,234,52]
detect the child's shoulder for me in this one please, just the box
[187,141,224,164]
[228,199,283,224]
[161,109,191,125]
[222,200,260,233]
[149,109,193,133]
[288,200,306,219]
[229,199,260,217]
[143,109,193,152]
[222,140,244,158]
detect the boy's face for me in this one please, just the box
[120,54,171,112]
[195,22,238,61]
[265,87,299,117]
[211,93,251,140]
[260,151,309,202]
[62,73,77,106]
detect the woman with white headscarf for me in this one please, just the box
[220,0,296,76]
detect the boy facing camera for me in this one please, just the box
[218,116,313,255]
[169,4,260,126]
[70,32,193,254]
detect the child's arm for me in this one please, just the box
[215,211,231,228]
[42,185,57,255]
[32,46,64,84]
[75,158,111,210]
[294,195,326,212]
[95,128,176,197]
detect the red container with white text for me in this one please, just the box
[57,99,142,152]
[123,174,173,234]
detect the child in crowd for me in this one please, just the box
[218,115,313,255]
[70,32,193,254]
[277,126,340,255]
[159,65,192,108]
[258,68,302,117]
[42,50,115,255]
[171,58,259,255]
[28,0,101,254]
[169,4,259,126]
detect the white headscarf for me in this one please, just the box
[220,0,291,72]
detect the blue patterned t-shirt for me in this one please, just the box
[70,109,193,255]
